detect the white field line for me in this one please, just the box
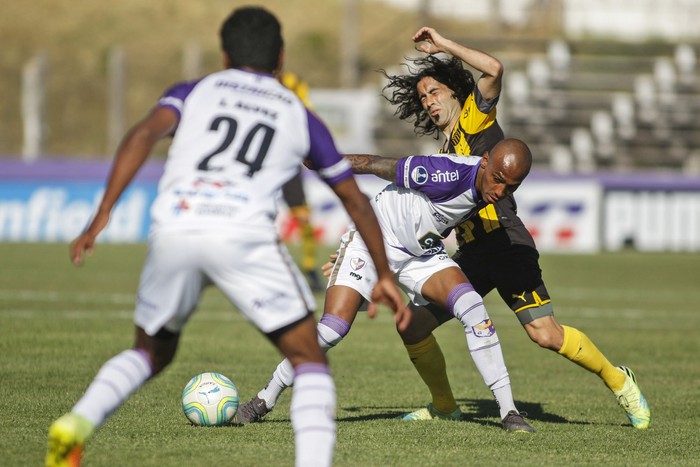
[0,287,693,323]
[0,289,134,305]
[1,308,246,322]
[0,289,246,321]
[0,286,683,306]
[4,285,694,305]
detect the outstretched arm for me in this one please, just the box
[70,107,177,266]
[412,26,503,101]
[343,154,399,181]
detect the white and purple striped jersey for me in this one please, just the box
[148,68,352,239]
[373,154,488,257]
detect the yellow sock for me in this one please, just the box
[405,334,458,413]
[300,222,316,271]
[558,325,626,392]
[291,205,316,271]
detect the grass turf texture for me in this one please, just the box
[1,243,699,466]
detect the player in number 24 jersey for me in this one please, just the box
[47,7,408,467]
[151,70,344,240]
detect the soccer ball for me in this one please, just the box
[181,372,239,426]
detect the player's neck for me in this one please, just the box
[441,122,457,152]
[237,66,274,75]
[445,115,459,138]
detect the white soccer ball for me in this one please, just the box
[181,372,239,426]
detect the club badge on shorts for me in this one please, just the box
[350,257,366,271]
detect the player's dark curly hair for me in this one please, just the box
[220,6,283,72]
[380,55,475,138]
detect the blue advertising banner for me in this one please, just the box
[3,158,700,251]
[0,158,162,243]
[0,181,156,242]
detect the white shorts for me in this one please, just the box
[326,228,457,306]
[134,231,315,336]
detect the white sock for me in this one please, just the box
[448,283,516,419]
[291,363,336,467]
[258,359,294,409]
[72,349,152,427]
[492,385,517,420]
[258,314,350,408]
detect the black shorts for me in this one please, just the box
[428,244,553,325]
[281,172,307,208]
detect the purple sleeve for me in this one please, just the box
[156,80,200,120]
[306,109,353,186]
[396,155,478,202]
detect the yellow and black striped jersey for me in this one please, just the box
[442,89,503,157]
[440,87,535,252]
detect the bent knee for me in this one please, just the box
[527,330,560,350]
[399,304,440,344]
[523,316,564,350]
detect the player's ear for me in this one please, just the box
[222,51,232,69]
[274,49,285,76]
[480,151,489,168]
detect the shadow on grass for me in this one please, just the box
[339,398,586,427]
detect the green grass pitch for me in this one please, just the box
[1,243,699,466]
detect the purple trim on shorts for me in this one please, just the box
[390,243,446,258]
[319,313,351,337]
[390,244,417,256]
[294,362,331,377]
[134,348,155,375]
[446,282,475,314]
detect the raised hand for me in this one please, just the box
[412,26,449,54]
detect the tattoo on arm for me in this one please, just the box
[344,154,399,181]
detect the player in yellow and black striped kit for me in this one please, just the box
[279,71,323,291]
[382,27,650,429]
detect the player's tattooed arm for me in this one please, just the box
[343,154,398,181]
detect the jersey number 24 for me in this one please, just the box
[197,116,275,177]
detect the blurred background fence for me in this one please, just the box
[3,0,700,251]
[4,0,700,169]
